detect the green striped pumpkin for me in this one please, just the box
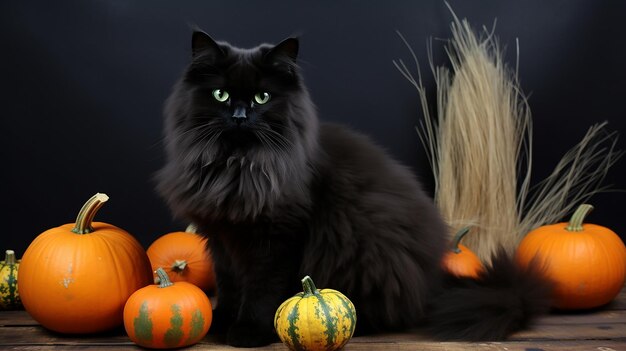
[123,268,213,349]
[274,276,356,351]
[0,250,22,310]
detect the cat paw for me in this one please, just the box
[227,322,277,347]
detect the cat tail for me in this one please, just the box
[426,248,553,341]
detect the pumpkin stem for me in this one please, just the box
[155,267,174,288]
[451,227,471,254]
[301,276,319,296]
[172,260,188,273]
[71,193,109,234]
[4,250,16,265]
[565,204,594,232]
[185,223,198,233]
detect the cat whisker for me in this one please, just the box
[253,125,293,152]
[226,156,236,168]
[254,130,281,155]
[178,122,224,166]
[200,130,224,167]
[178,120,221,141]
[257,129,289,154]
[263,120,298,138]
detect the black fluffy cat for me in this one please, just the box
[156,31,552,347]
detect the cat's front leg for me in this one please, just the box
[226,292,286,347]
[226,282,293,347]
[210,270,240,335]
[206,235,241,336]
[226,241,300,347]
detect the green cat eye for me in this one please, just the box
[254,92,271,105]
[212,89,230,102]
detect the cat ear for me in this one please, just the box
[265,37,299,65]
[192,31,225,59]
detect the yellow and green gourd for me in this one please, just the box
[274,276,356,351]
[0,250,21,310]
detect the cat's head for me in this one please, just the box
[157,31,319,221]
[164,31,318,165]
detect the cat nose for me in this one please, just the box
[232,106,247,123]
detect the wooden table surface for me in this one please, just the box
[1,288,625,350]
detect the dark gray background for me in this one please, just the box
[2,0,625,256]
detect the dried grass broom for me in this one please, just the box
[394,7,622,262]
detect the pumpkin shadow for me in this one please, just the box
[39,325,216,348]
[549,300,617,315]
[37,324,132,344]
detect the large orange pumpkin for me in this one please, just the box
[123,267,213,349]
[516,204,626,309]
[18,193,153,333]
[146,225,215,292]
[441,227,484,279]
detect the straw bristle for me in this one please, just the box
[394,6,621,262]
[518,123,622,236]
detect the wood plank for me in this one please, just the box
[1,311,626,344]
[536,309,626,325]
[0,326,132,345]
[350,322,626,342]
[1,285,623,350]
[5,324,625,348]
[1,326,625,350]
[510,323,626,341]
[3,308,625,328]
[345,340,626,351]
[1,340,626,351]
[0,311,38,327]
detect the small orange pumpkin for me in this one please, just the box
[18,193,153,333]
[123,267,213,349]
[441,227,484,278]
[146,225,215,292]
[516,204,626,309]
